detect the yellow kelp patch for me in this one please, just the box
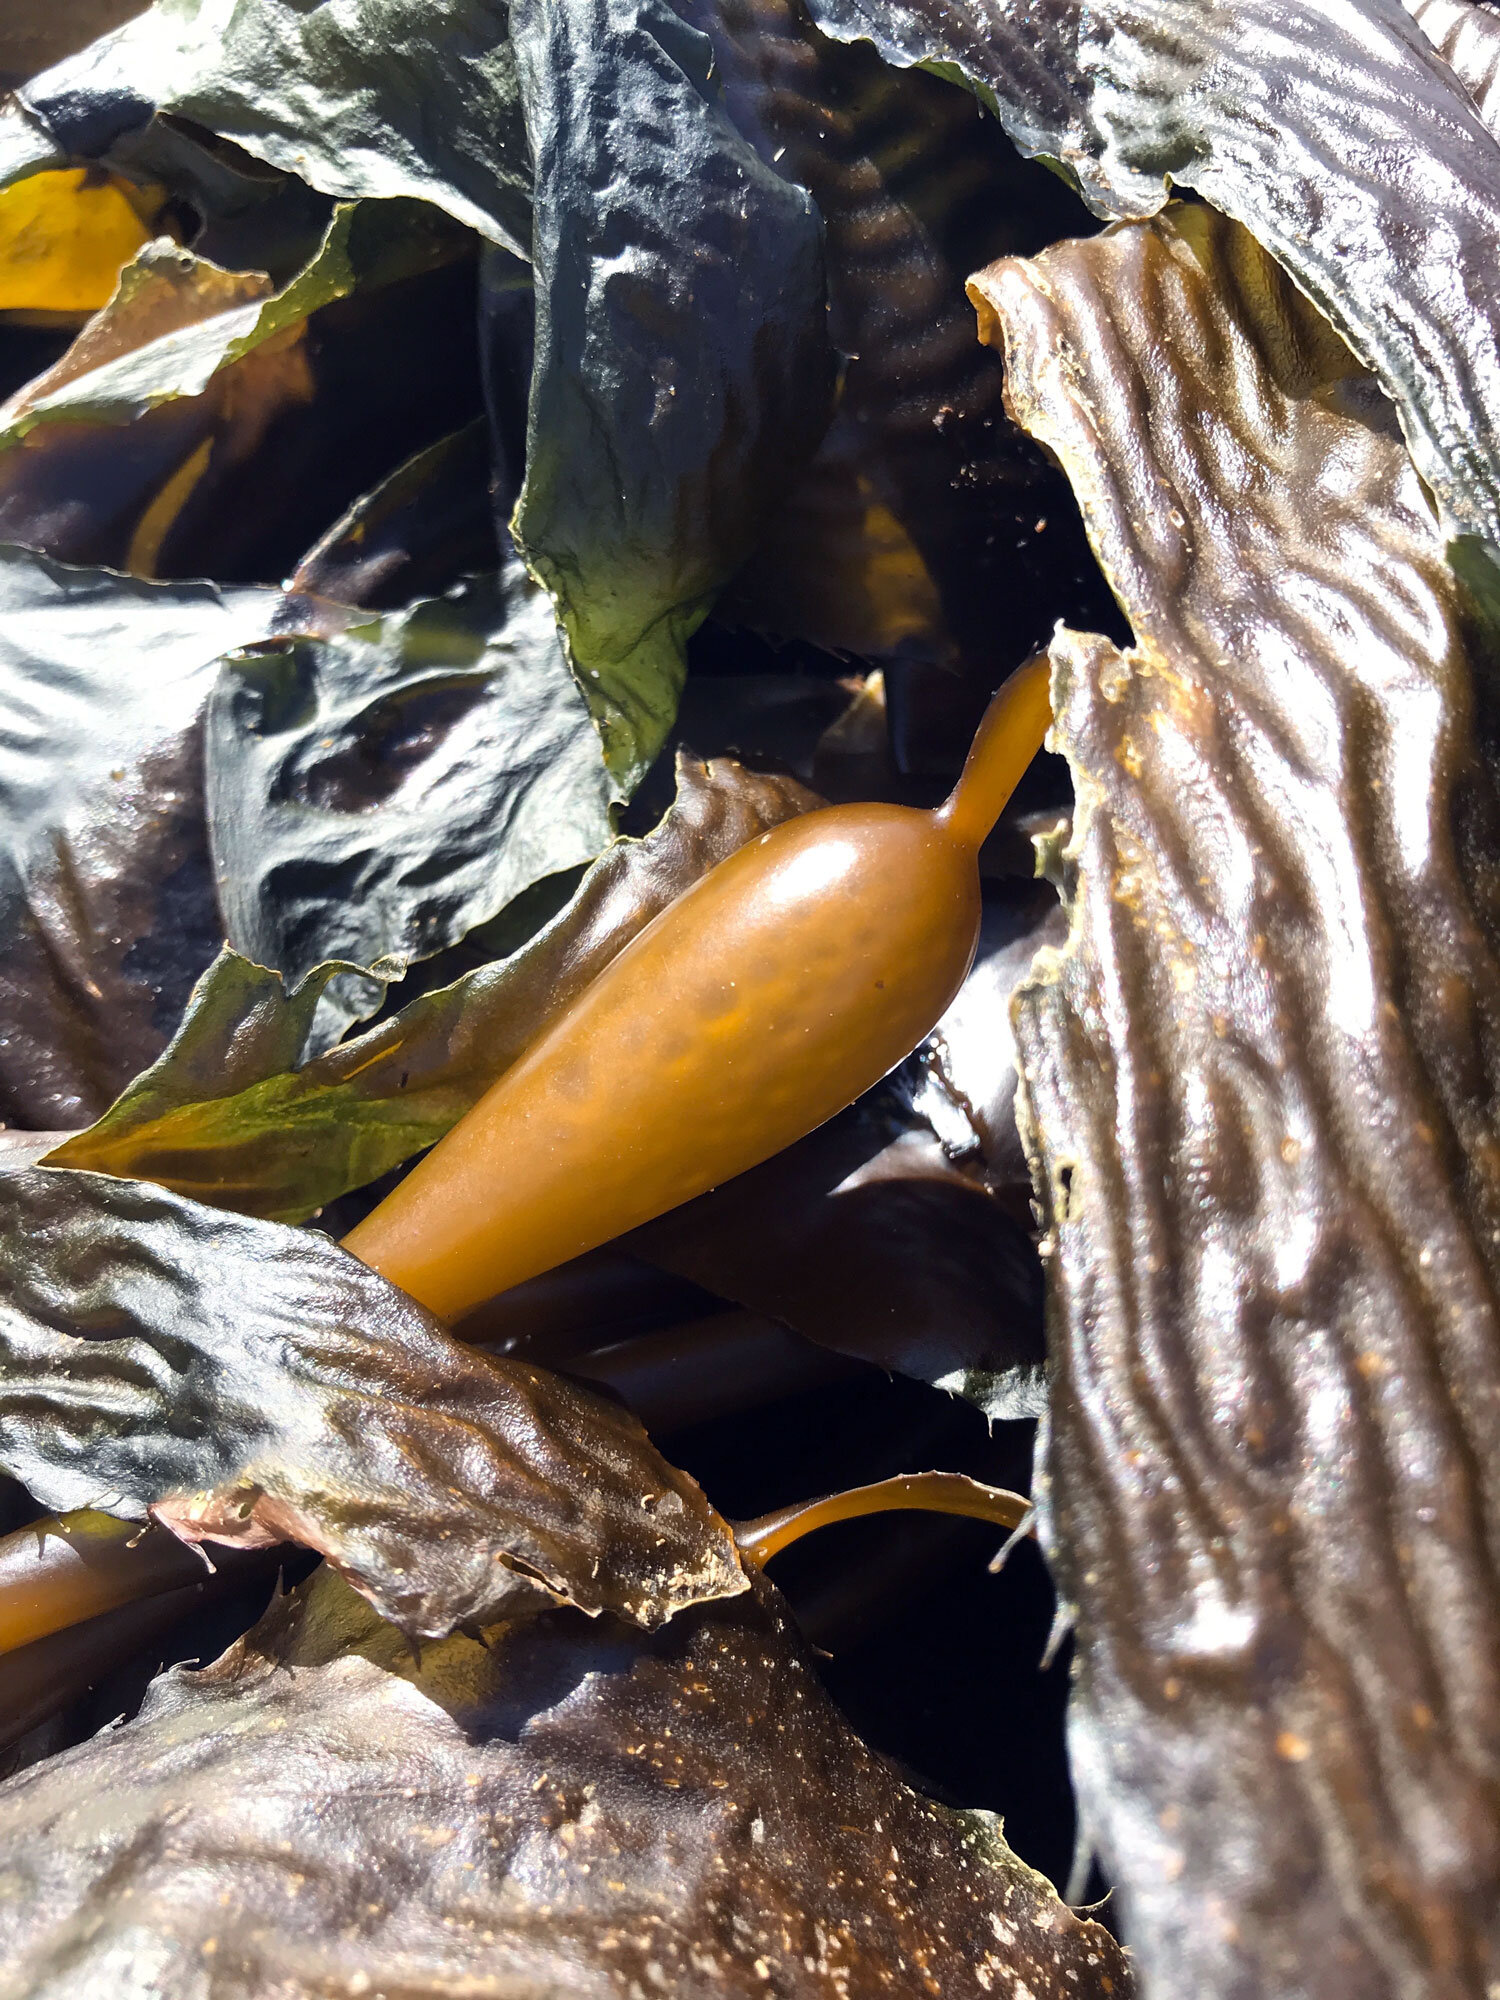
[0,168,164,317]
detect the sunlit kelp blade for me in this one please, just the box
[0,1561,1132,1999]
[49,756,822,1217]
[2,242,274,415]
[973,205,1500,1995]
[6,0,843,784]
[1,1,152,90]
[0,198,476,580]
[1,0,532,251]
[2,198,464,439]
[0,1167,745,1637]
[804,0,1500,571]
[0,166,162,315]
[1407,0,1500,135]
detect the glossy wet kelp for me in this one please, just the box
[0,1563,1132,1999]
[977,204,1500,1995]
[1,1,1499,1993]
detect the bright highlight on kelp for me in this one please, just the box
[344,659,1051,1321]
[0,168,163,317]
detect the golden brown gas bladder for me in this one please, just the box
[344,658,1050,1321]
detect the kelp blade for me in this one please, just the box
[973,205,1500,1995]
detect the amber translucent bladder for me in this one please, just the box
[344,658,1051,1322]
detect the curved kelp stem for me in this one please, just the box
[734,1471,1033,1569]
[933,652,1052,852]
[0,1511,220,1659]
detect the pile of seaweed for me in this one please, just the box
[0,1,1496,1994]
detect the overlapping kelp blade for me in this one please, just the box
[1407,0,1500,135]
[1,199,462,439]
[0,0,532,253]
[509,0,837,790]
[0,1558,275,1763]
[0,1561,1132,2000]
[0,1167,745,1637]
[287,418,499,610]
[206,557,613,1049]
[0,543,307,1128]
[633,1102,1048,1418]
[49,757,822,1218]
[0,198,476,579]
[4,0,841,781]
[971,205,1500,1995]
[803,0,1500,568]
[3,242,273,407]
[677,0,1112,754]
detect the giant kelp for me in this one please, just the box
[973,203,1500,1996]
[1,0,1499,1993]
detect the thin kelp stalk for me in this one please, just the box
[0,1511,211,1658]
[735,1471,1032,1568]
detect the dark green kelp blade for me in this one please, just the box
[206,556,613,1050]
[509,0,838,788]
[0,0,532,252]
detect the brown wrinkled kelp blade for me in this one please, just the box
[0,1563,1131,2000]
[971,206,1500,1996]
[806,0,1500,566]
[0,1168,745,1639]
